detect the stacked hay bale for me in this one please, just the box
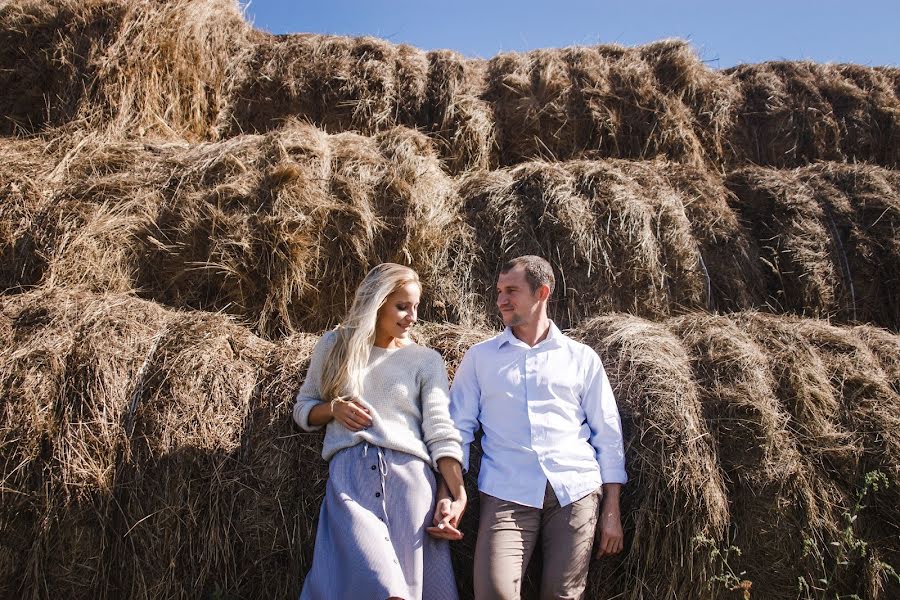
[0,1,898,599]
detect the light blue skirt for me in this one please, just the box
[300,443,459,600]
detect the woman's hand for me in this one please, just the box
[426,495,465,540]
[331,396,372,431]
[426,465,467,541]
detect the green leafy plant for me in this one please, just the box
[797,471,900,599]
[694,534,753,599]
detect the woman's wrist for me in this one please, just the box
[307,401,336,426]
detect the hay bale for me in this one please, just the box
[0,287,325,598]
[2,124,475,337]
[422,50,495,172]
[637,39,739,161]
[668,313,816,598]
[0,289,77,596]
[726,163,900,329]
[0,140,51,290]
[571,314,729,600]
[0,288,171,597]
[484,42,727,167]
[664,163,765,311]
[459,159,753,328]
[141,121,474,336]
[229,333,321,598]
[111,312,270,599]
[0,0,123,133]
[221,35,496,174]
[222,33,428,135]
[726,62,900,168]
[0,0,253,138]
[855,324,900,395]
[0,135,169,295]
[737,313,900,598]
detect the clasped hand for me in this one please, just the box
[426,495,466,541]
[331,396,372,431]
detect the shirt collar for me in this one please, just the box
[497,321,564,350]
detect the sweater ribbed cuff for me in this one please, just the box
[293,399,324,432]
[429,440,464,468]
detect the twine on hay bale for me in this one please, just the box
[726,162,900,330]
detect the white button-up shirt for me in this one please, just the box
[449,322,627,508]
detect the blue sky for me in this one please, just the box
[243,0,899,69]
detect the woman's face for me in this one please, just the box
[376,282,420,341]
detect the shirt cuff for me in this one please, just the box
[460,443,471,473]
[599,467,628,485]
[293,399,324,432]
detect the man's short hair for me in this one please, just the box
[500,255,556,295]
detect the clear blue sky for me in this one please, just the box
[243,0,899,68]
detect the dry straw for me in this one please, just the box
[0,0,254,138]
[1,2,899,598]
[727,163,900,329]
[458,158,761,328]
[1,288,898,599]
[726,62,900,168]
[0,123,477,337]
[221,34,496,173]
[140,121,475,336]
[484,40,738,168]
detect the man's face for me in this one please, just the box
[496,266,543,327]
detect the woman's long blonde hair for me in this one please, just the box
[320,263,420,402]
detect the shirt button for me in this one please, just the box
[371,465,377,470]
[375,492,381,498]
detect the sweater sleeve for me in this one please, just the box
[418,349,464,466]
[292,331,337,432]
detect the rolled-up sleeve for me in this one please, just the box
[419,350,464,466]
[448,347,481,472]
[581,349,628,484]
[292,332,337,432]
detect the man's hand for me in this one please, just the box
[331,396,372,431]
[426,495,466,540]
[595,483,624,559]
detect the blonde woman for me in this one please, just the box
[293,263,466,600]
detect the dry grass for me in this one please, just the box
[0,0,253,138]
[459,158,762,328]
[572,314,729,600]
[484,42,729,168]
[726,62,900,168]
[1,2,899,598]
[727,163,900,329]
[221,34,495,174]
[139,121,475,336]
[1,287,897,599]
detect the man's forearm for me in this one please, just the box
[601,482,622,514]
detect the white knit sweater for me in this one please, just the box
[293,331,464,467]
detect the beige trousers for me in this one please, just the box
[473,483,601,600]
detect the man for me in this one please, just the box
[429,255,627,600]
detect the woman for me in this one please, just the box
[293,263,466,600]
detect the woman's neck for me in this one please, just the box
[373,332,406,349]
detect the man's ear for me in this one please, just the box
[537,284,551,301]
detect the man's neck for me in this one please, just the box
[511,316,551,347]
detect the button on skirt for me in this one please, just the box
[300,443,458,600]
